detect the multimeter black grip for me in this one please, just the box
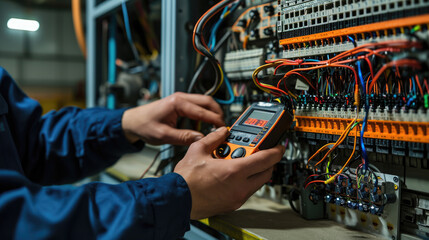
[258,110,293,150]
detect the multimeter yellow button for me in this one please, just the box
[216,144,231,158]
[231,147,246,159]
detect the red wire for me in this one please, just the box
[415,75,424,96]
[424,79,429,94]
[305,180,325,189]
[369,59,422,93]
[304,174,319,185]
[277,72,316,90]
[192,1,227,55]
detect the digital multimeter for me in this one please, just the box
[214,102,293,159]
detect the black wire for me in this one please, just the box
[192,0,236,95]
[188,31,232,93]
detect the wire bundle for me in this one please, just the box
[192,0,239,96]
[252,36,425,190]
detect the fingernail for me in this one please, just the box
[215,126,226,132]
[193,134,203,141]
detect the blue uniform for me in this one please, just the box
[0,67,191,239]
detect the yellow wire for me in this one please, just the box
[252,62,283,94]
[210,63,225,96]
[307,118,356,168]
[324,124,359,184]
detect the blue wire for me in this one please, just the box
[304,59,320,62]
[121,0,140,62]
[357,61,366,95]
[121,1,133,44]
[208,1,241,51]
[208,6,229,51]
[407,96,416,107]
[210,2,240,104]
[357,61,368,170]
[348,35,357,47]
[411,76,416,94]
[215,75,235,105]
[107,15,116,109]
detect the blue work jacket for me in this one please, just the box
[0,67,191,239]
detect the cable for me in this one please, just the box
[348,35,357,48]
[121,0,141,63]
[188,31,232,93]
[107,15,117,109]
[140,146,174,179]
[357,60,369,170]
[214,74,235,104]
[72,0,86,58]
[324,122,359,184]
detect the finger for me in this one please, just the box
[246,167,274,196]
[179,93,223,116]
[157,125,204,145]
[175,100,224,127]
[230,145,285,177]
[192,127,229,153]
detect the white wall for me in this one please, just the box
[0,1,85,87]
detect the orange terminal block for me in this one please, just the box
[294,116,429,143]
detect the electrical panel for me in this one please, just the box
[170,0,429,239]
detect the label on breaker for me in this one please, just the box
[295,78,310,91]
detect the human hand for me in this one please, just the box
[122,92,224,145]
[174,127,285,220]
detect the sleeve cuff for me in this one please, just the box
[97,108,145,156]
[136,173,192,238]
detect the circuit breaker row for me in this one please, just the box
[224,48,265,80]
[281,33,412,58]
[277,0,429,40]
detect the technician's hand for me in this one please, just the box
[122,92,224,145]
[174,127,285,220]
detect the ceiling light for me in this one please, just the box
[7,18,40,32]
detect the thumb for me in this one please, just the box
[196,127,229,153]
[158,125,204,145]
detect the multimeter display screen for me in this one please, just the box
[242,110,275,128]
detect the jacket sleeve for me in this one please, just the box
[0,170,191,240]
[0,67,144,185]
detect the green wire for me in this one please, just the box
[411,25,421,34]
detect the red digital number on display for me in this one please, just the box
[244,118,268,127]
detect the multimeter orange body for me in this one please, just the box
[214,102,293,159]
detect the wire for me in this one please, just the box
[121,0,141,62]
[214,74,235,104]
[348,35,357,48]
[192,0,236,56]
[140,146,174,179]
[324,123,359,184]
[72,0,86,58]
[107,15,117,109]
[357,60,369,170]
[305,180,325,189]
[252,61,288,96]
[188,31,232,93]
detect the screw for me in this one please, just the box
[393,177,399,183]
